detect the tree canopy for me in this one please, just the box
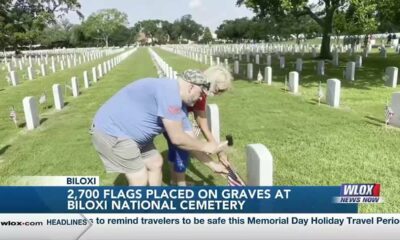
[236,0,395,59]
[0,0,81,50]
[82,8,128,47]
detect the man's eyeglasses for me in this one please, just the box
[192,82,211,92]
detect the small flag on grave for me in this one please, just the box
[256,70,263,84]
[385,100,394,125]
[222,135,246,186]
[9,106,18,128]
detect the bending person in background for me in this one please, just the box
[91,72,228,186]
[164,66,233,186]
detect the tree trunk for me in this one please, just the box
[320,32,331,59]
[319,8,334,59]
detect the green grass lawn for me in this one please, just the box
[154,47,400,213]
[0,46,399,213]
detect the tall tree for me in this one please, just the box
[175,15,204,42]
[0,0,81,50]
[201,27,213,43]
[82,8,128,47]
[237,0,378,59]
[134,20,170,44]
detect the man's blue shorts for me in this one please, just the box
[164,132,190,172]
[163,106,192,173]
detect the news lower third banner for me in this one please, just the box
[0,186,356,213]
[1,184,400,240]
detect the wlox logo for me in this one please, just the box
[334,184,383,204]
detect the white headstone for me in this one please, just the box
[279,56,285,69]
[9,71,19,86]
[345,62,355,81]
[255,54,260,64]
[98,64,103,78]
[23,96,40,130]
[92,67,98,83]
[52,84,64,110]
[103,62,108,74]
[317,60,325,76]
[333,52,339,66]
[18,60,23,70]
[40,64,46,77]
[385,67,398,88]
[264,66,272,85]
[27,66,34,80]
[234,60,239,75]
[296,58,303,72]
[6,63,13,72]
[206,104,220,143]
[246,144,273,186]
[247,63,253,80]
[71,77,79,97]
[289,71,299,94]
[355,55,362,68]
[83,71,90,88]
[390,92,400,127]
[266,55,271,66]
[60,60,65,70]
[51,60,56,73]
[326,79,341,108]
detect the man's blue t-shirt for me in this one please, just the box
[93,78,187,145]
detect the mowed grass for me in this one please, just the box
[0,52,121,148]
[154,47,400,213]
[0,48,161,186]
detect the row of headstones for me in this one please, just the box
[3,47,122,71]
[5,52,104,69]
[22,47,138,130]
[161,45,399,107]
[206,103,273,186]
[165,43,318,56]
[163,42,386,61]
[163,45,387,80]
[148,48,177,79]
[164,42,367,57]
[6,49,126,87]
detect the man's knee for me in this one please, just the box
[125,167,148,186]
[145,154,163,171]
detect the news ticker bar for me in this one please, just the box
[0,185,357,213]
[1,214,400,240]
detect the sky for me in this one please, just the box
[66,0,255,31]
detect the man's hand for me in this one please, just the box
[217,151,231,168]
[202,141,228,154]
[207,161,229,174]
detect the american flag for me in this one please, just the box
[226,165,245,186]
[385,105,394,125]
[9,106,18,127]
[39,92,47,108]
[257,70,263,83]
